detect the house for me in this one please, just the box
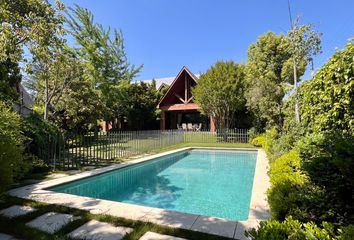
[156,66,216,131]
[13,84,33,117]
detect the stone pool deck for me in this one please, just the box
[7,147,270,240]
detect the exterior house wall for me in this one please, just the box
[157,66,215,131]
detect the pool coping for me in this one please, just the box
[7,147,270,239]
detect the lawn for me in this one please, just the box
[63,132,253,168]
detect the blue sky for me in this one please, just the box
[60,0,354,80]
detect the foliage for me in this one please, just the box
[193,61,246,129]
[0,101,23,192]
[245,32,303,130]
[299,41,354,135]
[21,113,60,157]
[29,52,105,132]
[287,22,322,68]
[0,30,21,102]
[250,134,266,147]
[123,81,160,130]
[286,21,322,124]
[252,129,352,225]
[65,5,142,122]
[297,132,354,225]
[267,150,313,221]
[246,217,354,240]
[0,0,63,103]
[1,0,66,118]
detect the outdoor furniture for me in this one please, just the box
[182,123,187,131]
[177,124,182,130]
[187,123,193,131]
[195,123,202,131]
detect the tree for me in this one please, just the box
[0,0,66,110]
[123,81,160,130]
[245,32,306,131]
[286,21,322,123]
[65,5,142,124]
[29,48,105,132]
[0,23,22,103]
[193,61,246,130]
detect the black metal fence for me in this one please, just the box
[38,129,249,170]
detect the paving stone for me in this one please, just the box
[26,212,79,234]
[68,220,133,240]
[143,209,198,229]
[139,231,187,240]
[233,220,259,240]
[0,205,36,218]
[191,215,237,239]
[105,203,152,221]
[48,173,68,179]
[0,233,18,240]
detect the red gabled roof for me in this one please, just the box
[157,66,198,108]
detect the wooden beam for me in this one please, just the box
[185,73,187,103]
[160,103,199,111]
[174,93,186,104]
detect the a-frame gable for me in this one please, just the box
[157,66,198,108]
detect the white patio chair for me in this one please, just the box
[182,123,187,131]
[177,124,182,130]
[196,123,202,131]
[187,123,193,131]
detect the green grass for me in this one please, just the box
[0,195,233,240]
[150,142,255,154]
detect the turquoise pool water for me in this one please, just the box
[49,149,257,220]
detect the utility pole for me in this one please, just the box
[288,0,300,123]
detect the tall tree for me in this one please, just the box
[65,5,142,123]
[28,45,104,132]
[0,0,65,105]
[123,81,160,130]
[193,61,246,130]
[286,21,322,123]
[245,32,306,131]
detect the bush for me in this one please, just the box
[250,133,266,147]
[248,127,259,142]
[246,217,354,240]
[0,101,23,192]
[299,41,354,135]
[267,151,310,220]
[297,132,354,225]
[250,127,279,161]
[21,113,60,158]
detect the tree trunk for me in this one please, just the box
[44,77,49,120]
[293,60,300,123]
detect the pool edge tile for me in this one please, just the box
[143,208,199,230]
[191,215,238,239]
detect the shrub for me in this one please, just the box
[21,113,60,159]
[248,127,259,142]
[246,217,354,240]
[299,41,354,135]
[0,101,23,192]
[250,133,266,147]
[297,132,354,225]
[250,127,279,161]
[267,150,314,221]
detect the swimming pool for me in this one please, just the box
[49,149,257,220]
